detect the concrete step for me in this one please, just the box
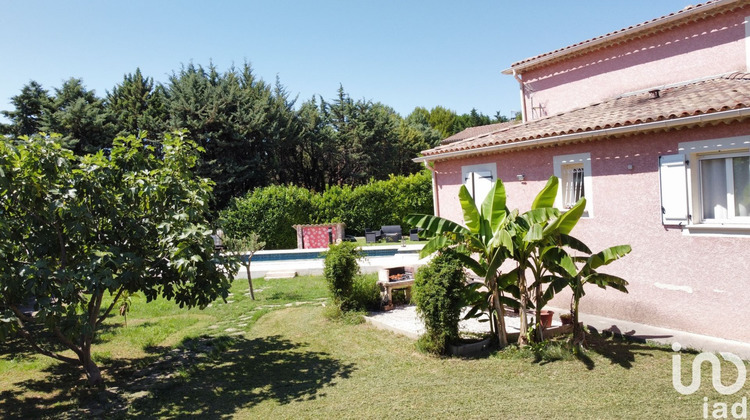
[263,270,297,279]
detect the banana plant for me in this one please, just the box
[407,179,514,347]
[550,245,631,350]
[503,176,590,344]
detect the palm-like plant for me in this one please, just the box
[551,245,631,349]
[407,180,514,347]
[507,177,590,344]
[408,175,630,350]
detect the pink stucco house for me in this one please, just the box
[417,0,750,344]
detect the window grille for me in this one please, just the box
[562,164,585,209]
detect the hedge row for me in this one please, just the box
[219,170,434,249]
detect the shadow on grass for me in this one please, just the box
[579,328,678,370]
[1,334,355,418]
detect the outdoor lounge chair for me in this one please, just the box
[380,225,402,242]
[365,228,383,243]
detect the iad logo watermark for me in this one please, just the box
[672,342,748,419]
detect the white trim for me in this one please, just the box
[553,152,593,218]
[683,223,750,237]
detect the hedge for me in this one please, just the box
[220,170,433,249]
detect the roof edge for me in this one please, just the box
[414,107,750,163]
[501,0,741,75]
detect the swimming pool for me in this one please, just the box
[250,246,420,262]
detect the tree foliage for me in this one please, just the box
[220,170,433,249]
[105,68,168,137]
[0,131,240,386]
[0,81,51,136]
[1,64,510,210]
[220,184,315,250]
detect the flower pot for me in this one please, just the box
[540,310,554,328]
[560,313,573,325]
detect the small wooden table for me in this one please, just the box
[378,278,415,310]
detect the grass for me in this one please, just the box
[0,275,746,418]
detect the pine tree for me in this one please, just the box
[105,68,168,137]
[1,81,51,136]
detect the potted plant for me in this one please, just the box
[559,312,573,325]
[539,310,554,328]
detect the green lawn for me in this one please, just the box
[0,276,743,418]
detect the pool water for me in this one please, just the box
[250,246,417,262]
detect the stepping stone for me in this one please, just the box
[264,271,297,279]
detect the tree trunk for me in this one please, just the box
[82,350,105,388]
[534,282,544,343]
[491,287,508,348]
[245,262,255,300]
[517,270,529,347]
[571,292,585,349]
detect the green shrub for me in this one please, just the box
[351,274,381,312]
[413,249,466,355]
[323,242,363,311]
[220,170,434,246]
[220,184,313,249]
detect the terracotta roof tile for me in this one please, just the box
[420,74,750,159]
[440,121,519,145]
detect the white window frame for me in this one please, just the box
[553,153,593,218]
[461,163,497,207]
[675,136,750,236]
[697,152,750,224]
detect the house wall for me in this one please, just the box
[431,121,750,343]
[520,9,748,120]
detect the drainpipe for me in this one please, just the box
[513,69,528,123]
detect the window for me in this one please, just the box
[661,136,750,235]
[561,164,585,209]
[461,163,497,207]
[553,153,592,217]
[699,154,750,221]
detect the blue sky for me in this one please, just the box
[0,0,696,122]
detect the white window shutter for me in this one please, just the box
[659,154,689,225]
[465,171,493,205]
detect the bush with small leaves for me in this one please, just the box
[413,249,466,355]
[323,242,363,312]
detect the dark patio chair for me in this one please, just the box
[365,228,383,243]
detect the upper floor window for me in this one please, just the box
[554,153,592,217]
